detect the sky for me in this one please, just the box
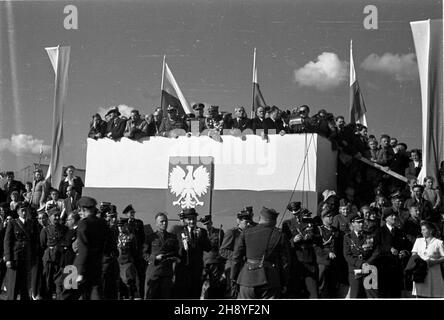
[0,0,442,173]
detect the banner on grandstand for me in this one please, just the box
[45,46,70,187]
[161,56,192,118]
[411,20,443,187]
[167,156,214,216]
[349,40,367,127]
[252,48,267,116]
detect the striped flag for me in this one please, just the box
[252,48,267,117]
[349,40,367,126]
[161,56,192,118]
[45,46,70,187]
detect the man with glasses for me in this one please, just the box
[288,105,314,134]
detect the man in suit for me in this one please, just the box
[231,207,290,299]
[4,202,39,300]
[106,107,127,140]
[282,202,319,298]
[200,215,226,299]
[263,106,286,135]
[372,208,410,298]
[143,212,179,299]
[123,204,145,297]
[3,171,25,203]
[231,106,252,132]
[343,213,378,298]
[61,186,79,220]
[174,208,211,299]
[404,184,437,223]
[219,208,256,298]
[74,196,109,300]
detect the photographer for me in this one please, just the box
[287,105,315,134]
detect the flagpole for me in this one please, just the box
[349,39,353,121]
[251,47,256,119]
[160,55,166,119]
[161,54,166,91]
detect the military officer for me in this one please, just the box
[204,105,224,134]
[343,213,378,298]
[219,208,256,298]
[200,215,226,299]
[188,103,206,134]
[174,208,211,299]
[158,105,188,138]
[282,202,319,298]
[231,207,290,299]
[102,208,120,299]
[143,212,179,299]
[40,208,68,299]
[4,202,39,300]
[74,196,109,300]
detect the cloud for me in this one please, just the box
[98,104,135,119]
[0,134,51,155]
[294,52,348,91]
[360,53,418,82]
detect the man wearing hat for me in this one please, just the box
[158,105,188,138]
[188,103,206,134]
[199,215,226,299]
[282,202,319,298]
[219,208,255,298]
[74,196,109,300]
[3,171,25,203]
[204,105,224,133]
[122,204,145,297]
[314,208,340,298]
[343,213,378,298]
[174,208,211,299]
[143,212,179,299]
[123,109,148,140]
[40,208,68,299]
[231,106,252,132]
[4,202,39,300]
[371,207,410,298]
[231,207,290,299]
[105,106,127,140]
[385,190,410,228]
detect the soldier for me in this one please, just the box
[219,208,255,298]
[102,208,120,299]
[123,204,145,297]
[231,207,290,299]
[188,103,206,133]
[4,202,39,300]
[343,213,378,298]
[74,196,109,300]
[105,107,127,140]
[144,212,180,299]
[31,210,48,300]
[116,217,140,299]
[174,208,211,299]
[158,105,188,138]
[200,215,226,299]
[314,209,340,298]
[386,191,410,228]
[40,208,68,299]
[282,202,319,298]
[204,105,224,134]
[56,211,80,300]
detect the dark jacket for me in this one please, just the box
[143,230,179,280]
[282,217,318,266]
[40,224,68,264]
[106,117,127,140]
[263,118,286,135]
[231,223,290,288]
[60,228,77,267]
[251,117,266,134]
[343,231,377,270]
[4,218,39,262]
[88,119,107,139]
[176,226,211,270]
[3,180,26,202]
[404,254,428,283]
[203,226,225,266]
[314,225,339,266]
[231,118,252,132]
[219,227,242,270]
[405,161,422,180]
[58,176,84,199]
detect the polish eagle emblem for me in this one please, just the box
[169,165,210,209]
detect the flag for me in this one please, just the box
[349,40,367,126]
[161,56,192,117]
[252,48,267,116]
[45,46,70,187]
[411,20,443,186]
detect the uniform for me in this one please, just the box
[231,208,290,299]
[158,117,188,137]
[202,224,226,299]
[55,227,78,300]
[40,223,68,299]
[117,228,140,299]
[101,224,120,299]
[143,230,179,299]
[219,227,242,298]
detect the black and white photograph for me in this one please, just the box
[0,0,443,305]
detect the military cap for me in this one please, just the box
[77,196,98,209]
[259,207,279,220]
[237,209,253,220]
[322,189,337,201]
[349,213,364,223]
[321,208,334,218]
[193,103,204,110]
[167,105,178,112]
[389,190,402,200]
[199,215,212,225]
[105,106,121,117]
[382,207,398,220]
[122,204,135,214]
[181,208,198,218]
[5,171,14,176]
[287,201,302,213]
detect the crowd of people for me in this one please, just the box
[0,102,443,299]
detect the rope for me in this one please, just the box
[277,133,315,227]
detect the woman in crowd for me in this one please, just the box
[58,165,84,199]
[411,221,444,298]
